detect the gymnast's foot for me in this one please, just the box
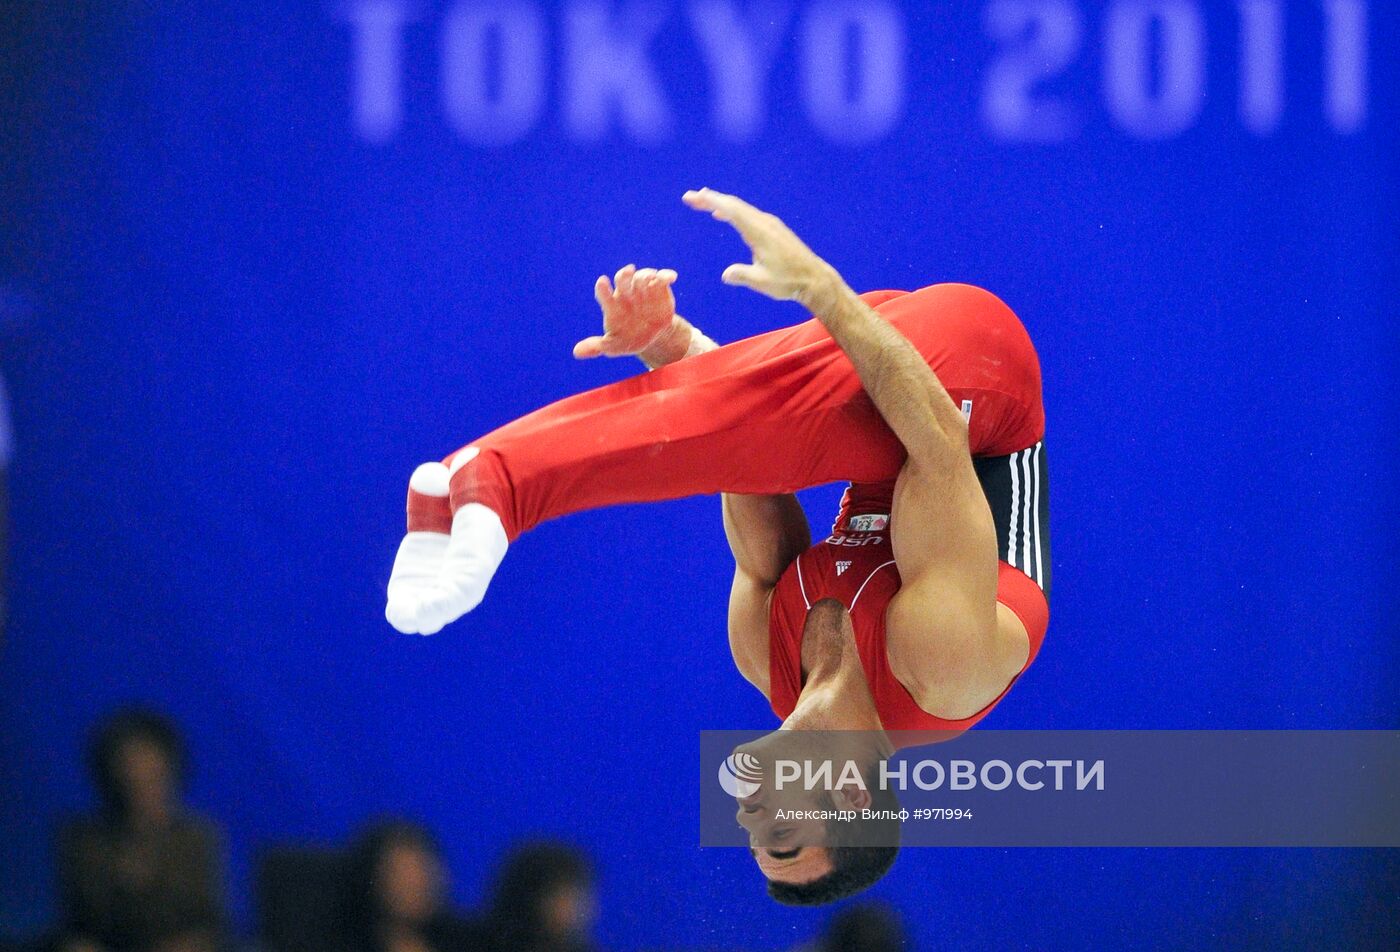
[385,453,508,635]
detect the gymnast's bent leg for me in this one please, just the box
[386,283,1018,633]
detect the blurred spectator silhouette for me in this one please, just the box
[254,844,347,952]
[55,708,226,952]
[341,820,480,952]
[813,902,908,952]
[480,841,598,952]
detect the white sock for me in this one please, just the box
[386,461,453,634]
[386,531,450,633]
[408,504,509,633]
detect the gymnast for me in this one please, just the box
[385,189,1051,903]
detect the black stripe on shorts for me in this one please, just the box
[973,441,1050,599]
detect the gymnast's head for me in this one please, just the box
[731,732,901,906]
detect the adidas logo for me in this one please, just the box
[836,561,852,576]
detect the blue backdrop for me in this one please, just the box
[2,1,1397,948]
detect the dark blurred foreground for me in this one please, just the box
[2,707,909,952]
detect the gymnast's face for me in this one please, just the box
[735,781,836,885]
[731,733,875,886]
[730,726,882,886]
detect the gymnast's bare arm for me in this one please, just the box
[576,263,808,698]
[682,188,1028,720]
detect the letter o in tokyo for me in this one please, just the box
[441,2,547,146]
[800,1,907,145]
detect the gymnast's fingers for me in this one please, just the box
[684,187,765,220]
[721,263,769,293]
[573,335,607,359]
[614,263,637,297]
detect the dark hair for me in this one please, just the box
[819,901,908,952]
[346,817,443,930]
[767,765,901,907]
[487,840,593,944]
[87,707,186,816]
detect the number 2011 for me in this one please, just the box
[981,0,1368,141]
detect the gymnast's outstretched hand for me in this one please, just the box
[573,264,679,359]
[682,188,844,312]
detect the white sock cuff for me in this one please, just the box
[448,446,481,477]
[449,503,509,563]
[409,462,451,496]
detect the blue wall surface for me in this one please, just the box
[2,2,1397,948]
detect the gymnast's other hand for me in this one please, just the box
[574,264,680,359]
[682,188,844,313]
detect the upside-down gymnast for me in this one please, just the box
[385,189,1051,904]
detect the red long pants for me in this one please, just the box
[416,283,1045,541]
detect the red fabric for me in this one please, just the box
[768,528,1049,748]
[419,282,1049,740]
[406,487,453,535]
[441,283,1045,540]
